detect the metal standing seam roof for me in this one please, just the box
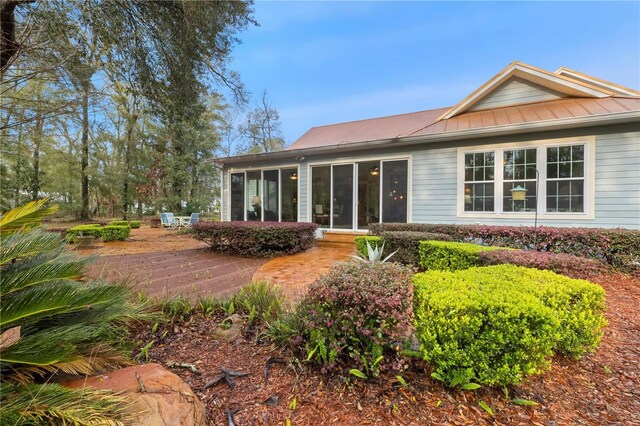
[286,97,640,150]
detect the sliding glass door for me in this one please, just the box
[382,160,408,223]
[332,164,354,229]
[357,161,380,228]
[311,159,408,230]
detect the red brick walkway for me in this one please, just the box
[252,243,356,301]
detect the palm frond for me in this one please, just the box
[0,229,65,266]
[0,198,58,235]
[1,254,88,295]
[1,282,129,329]
[0,382,131,426]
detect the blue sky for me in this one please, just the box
[229,1,640,145]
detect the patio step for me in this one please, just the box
[316,231,362,247]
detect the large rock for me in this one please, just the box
[63,363,205,426]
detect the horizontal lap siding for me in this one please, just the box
[593,130,640,228]
[468,78,565,111]
[221,124,639,229]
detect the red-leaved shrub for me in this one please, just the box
[478,249,610,280]
[299,261,415,376]
[369,223,639,270]
[192,221,317,257]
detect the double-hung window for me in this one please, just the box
[458,138,591,217]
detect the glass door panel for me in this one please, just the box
[246,171,261,221]
[262,170,279,221]
[332,164,354,229]
[281,168,298,222]
[382,160,408,223]
[230,173,245,221]
[311,166,330,227]
[358,161,380,228]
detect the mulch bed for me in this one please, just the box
[131,272,640,425]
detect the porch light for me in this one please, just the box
[510,185,528,201]
[290,171,298,180]
[370,166,379,176]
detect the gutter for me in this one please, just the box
[212,111,640,165]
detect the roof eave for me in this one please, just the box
[214,111,640,166]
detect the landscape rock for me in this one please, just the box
[62,363,205,426]
[210,313,244,341]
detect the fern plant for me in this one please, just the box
[0,199,149,425]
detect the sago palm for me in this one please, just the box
[0,199,150,425]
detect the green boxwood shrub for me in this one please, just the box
[378,231,452,266]
[299,261,415,376]
[355,236,382,256]
[419,240,505,270]
[412,265,607,386]
[65,225,103,242]
[100,225,131,242]
[108,220,140,229]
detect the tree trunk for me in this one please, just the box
[30,89,43,200]
[122,116,134,220]
[80,80,90,219]
[13,122,23,206]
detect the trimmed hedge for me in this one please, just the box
[369,223,640,268]
[300,261,415,375]
[101,225,131,242]
[413,265,607,386]
[65,225,104,242]
[419,240,505,271]
[355,236,382,257]
[192,221,317,257]
[478,249,610,280]
[65,224,131,242]
[108,220,140,229]
[357,232,452,266]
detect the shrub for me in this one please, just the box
[413,269,558,386]
[100,225,131,242]
[299,261,414,376]
[412,265,607,386]
[419,240,505,271]
[192,221,317,257]
[65,224,103,242]
[379,231,452,266]
[109,220,140,228]
[369,223,640,269]
[355,236,382,257]
[478,249,610,279]
[147,217,162,228]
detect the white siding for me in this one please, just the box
[468,77,566,111]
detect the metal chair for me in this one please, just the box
[160,213,177,228]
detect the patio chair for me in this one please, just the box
[160,212,177,228]
[187,212,200,226]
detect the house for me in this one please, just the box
[215,62,640,231]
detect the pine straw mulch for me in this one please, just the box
[131,272,640,426]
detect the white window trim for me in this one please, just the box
[456,136,595,220]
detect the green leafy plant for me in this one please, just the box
[413,265,607,387]
[419,240,506,271]
[109,220,140,229]
[234,281,284,325]
[65,224,104,242]
[0,199,149,424]
[100,225,131,242]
